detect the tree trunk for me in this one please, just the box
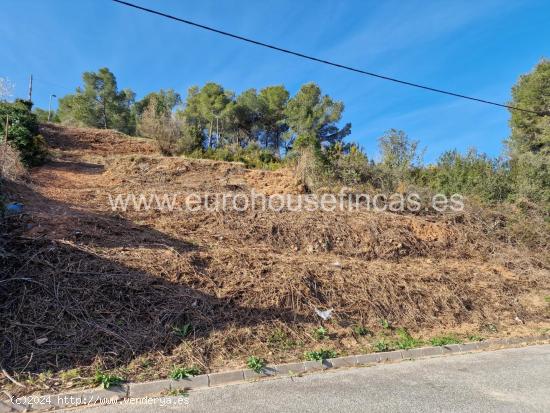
[207,118,213,148]
[102,99,108,129]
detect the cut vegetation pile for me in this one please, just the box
[1,124,549,395]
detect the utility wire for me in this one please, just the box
[112,0,545,116]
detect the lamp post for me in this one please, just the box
[48,94,57,121]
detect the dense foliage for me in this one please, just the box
[507,59,550,204]
[0,99,47,166]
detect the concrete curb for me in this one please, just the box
[2,334,548,412]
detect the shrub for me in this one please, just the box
[510,151,550,206]
[325,143,373,186]
[138,97,182,155]
[0,100,47,166]
[293,146,326,191]
[418,148,513,202]
[190,143,281,170]
[378,129,424,190]
[0,143,26,181]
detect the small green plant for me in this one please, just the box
[304,349,337,361]
[373,338,391,352]
[352,326,372,336]
[313,326,329,340]
[93,371,124,389]
[467,334,484,342]
[395,328,422,349]
[173,323,192,338]
[429,335,462,346]
[60,368,80,382]
[379,319,392,330]
[544,296,550,303]
[167,389,189,397]
[481,323,498,333]
[246,356,267,373]
[268,328,296,349]
[170,366,200,380]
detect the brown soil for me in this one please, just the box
[1,124,549,395]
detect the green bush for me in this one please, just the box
[510,151,550,206]
[418,148,513,203]
[0,100,47,166]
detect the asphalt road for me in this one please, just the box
[64,345,550,413]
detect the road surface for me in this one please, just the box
[63,345,550,412]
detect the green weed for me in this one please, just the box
[170,366,201,380]
[268,328,296,349]
[173,323,192,338]
[246,356,267,373]
[379,319,392,330]
[167,389,189,397]
[395,328,422,349]
[93,372,124,389]
[304,349,337,361]
[313,326,329,340]
[373,338,391,352]
[467,334,484,342]
[429,335,462,346]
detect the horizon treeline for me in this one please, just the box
[24,59,550,206]
[48,68,351,157]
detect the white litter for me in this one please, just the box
[315,308,333,320]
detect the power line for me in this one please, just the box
[111,0,546,117]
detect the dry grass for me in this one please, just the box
[1,124,549,396]
[0,142,27,182]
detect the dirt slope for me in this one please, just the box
[1,124,549,395]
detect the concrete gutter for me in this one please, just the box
[1,334,548,412]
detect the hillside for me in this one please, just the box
[1,124,549,395]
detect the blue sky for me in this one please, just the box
[2,0,549,162]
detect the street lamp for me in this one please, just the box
[48,94,57,121]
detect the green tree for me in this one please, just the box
[224,88,263,146]
[58,68,135,134]
[177,83,233,148]
[507,59,550,204]
[508,59,550,155]
[377,129,423,189]
[134,89,181,118]
[258,85,289,154]
[378,129,423,170]
[284,83,351,150]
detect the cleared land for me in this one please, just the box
[1,124,549,395]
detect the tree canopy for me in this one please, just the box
[58,68,135,134]
[508,59,550,156]
[284,83,351,150]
